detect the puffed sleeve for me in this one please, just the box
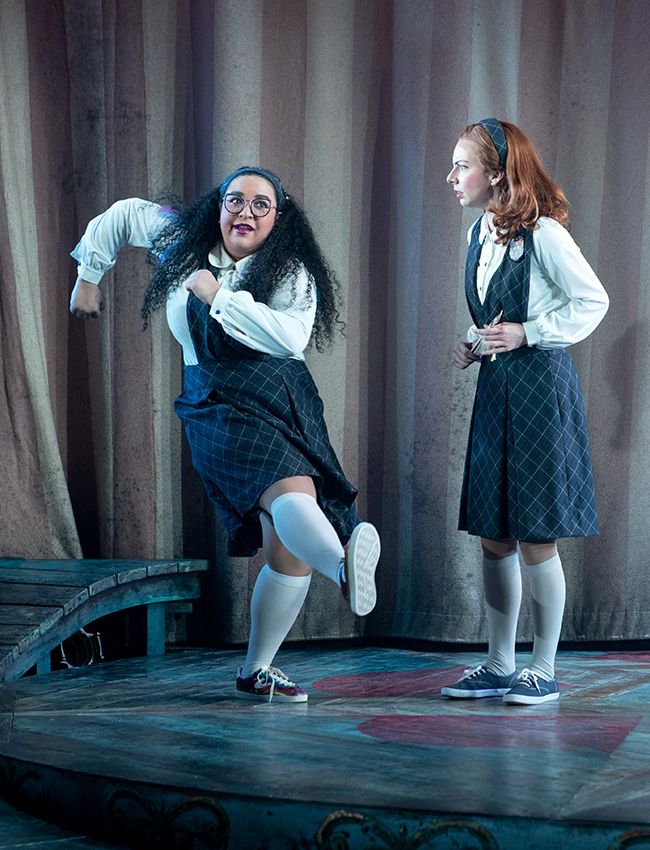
[71,198,166,284]
[523,219,609,348]
[208,264,317,358]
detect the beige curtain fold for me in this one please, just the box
[1,0,649,645]
[0,0,80,558]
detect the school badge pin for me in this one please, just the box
[509,235,524,261]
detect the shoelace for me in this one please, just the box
[517,668,541,692]
[255,666,295,703]
[461,665,488,680]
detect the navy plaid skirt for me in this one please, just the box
[459,346,598,541]
[174,358,359,557]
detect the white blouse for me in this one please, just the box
[71,198,317,365]
[467,214,609,348]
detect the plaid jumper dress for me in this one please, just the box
[458,219,599,541]
[174,292,360,557]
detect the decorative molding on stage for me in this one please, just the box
[317,811,498,849]
[107,787,230,849]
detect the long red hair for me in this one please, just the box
[461,121,569,244]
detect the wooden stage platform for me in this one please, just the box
[1,645,650,850]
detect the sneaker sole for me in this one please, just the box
[503,691,559,705]
[441,687,511,698]
[346,522,380,616]
[235,688,308,703]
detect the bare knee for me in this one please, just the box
[519,540,557,566]
[481,537,517,560]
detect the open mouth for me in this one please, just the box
[234,224,253,234]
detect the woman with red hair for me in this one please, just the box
[443,120,608,704]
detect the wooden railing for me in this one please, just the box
[0,558,208,682]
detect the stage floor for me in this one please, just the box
[1,645,650,849]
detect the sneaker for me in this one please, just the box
[503,668,559,705]
[235,666,308,703]
[441,665,518,698]
[340,522,380,616]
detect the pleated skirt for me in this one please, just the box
[174,358,359,557]
[459,347,598,541]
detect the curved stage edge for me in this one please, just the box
[1,646,650,850]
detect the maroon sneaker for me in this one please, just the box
[235,666,308,703]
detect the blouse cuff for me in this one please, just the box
[76,266,103,285]
[209,287,234,318]
[466,325,481,344]
[70,245,110,285]
[522,320,541,347]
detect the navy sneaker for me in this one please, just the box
[441,665,518,698]
[235,666,308,703]
[503,668,559,705]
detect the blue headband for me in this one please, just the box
[479,118,508,168]
[219,166,288,211]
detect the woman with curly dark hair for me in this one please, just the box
[70,166,380,703]
[442,121,608,705]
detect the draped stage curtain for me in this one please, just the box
[1,0,649,646]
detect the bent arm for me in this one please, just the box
[209,266,317,358]
[71,198,163,282]
[523,221,609,348]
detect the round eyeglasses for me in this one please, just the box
[223,193,276,218]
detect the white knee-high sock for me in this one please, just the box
[525,554,566,680]
[483,553,521,676]
[269,491,344,584]
[242,564,312,678]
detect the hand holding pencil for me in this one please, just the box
[473,311,528,358]
[471,310,503,360]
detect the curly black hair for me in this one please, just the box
[143,169,342,351]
